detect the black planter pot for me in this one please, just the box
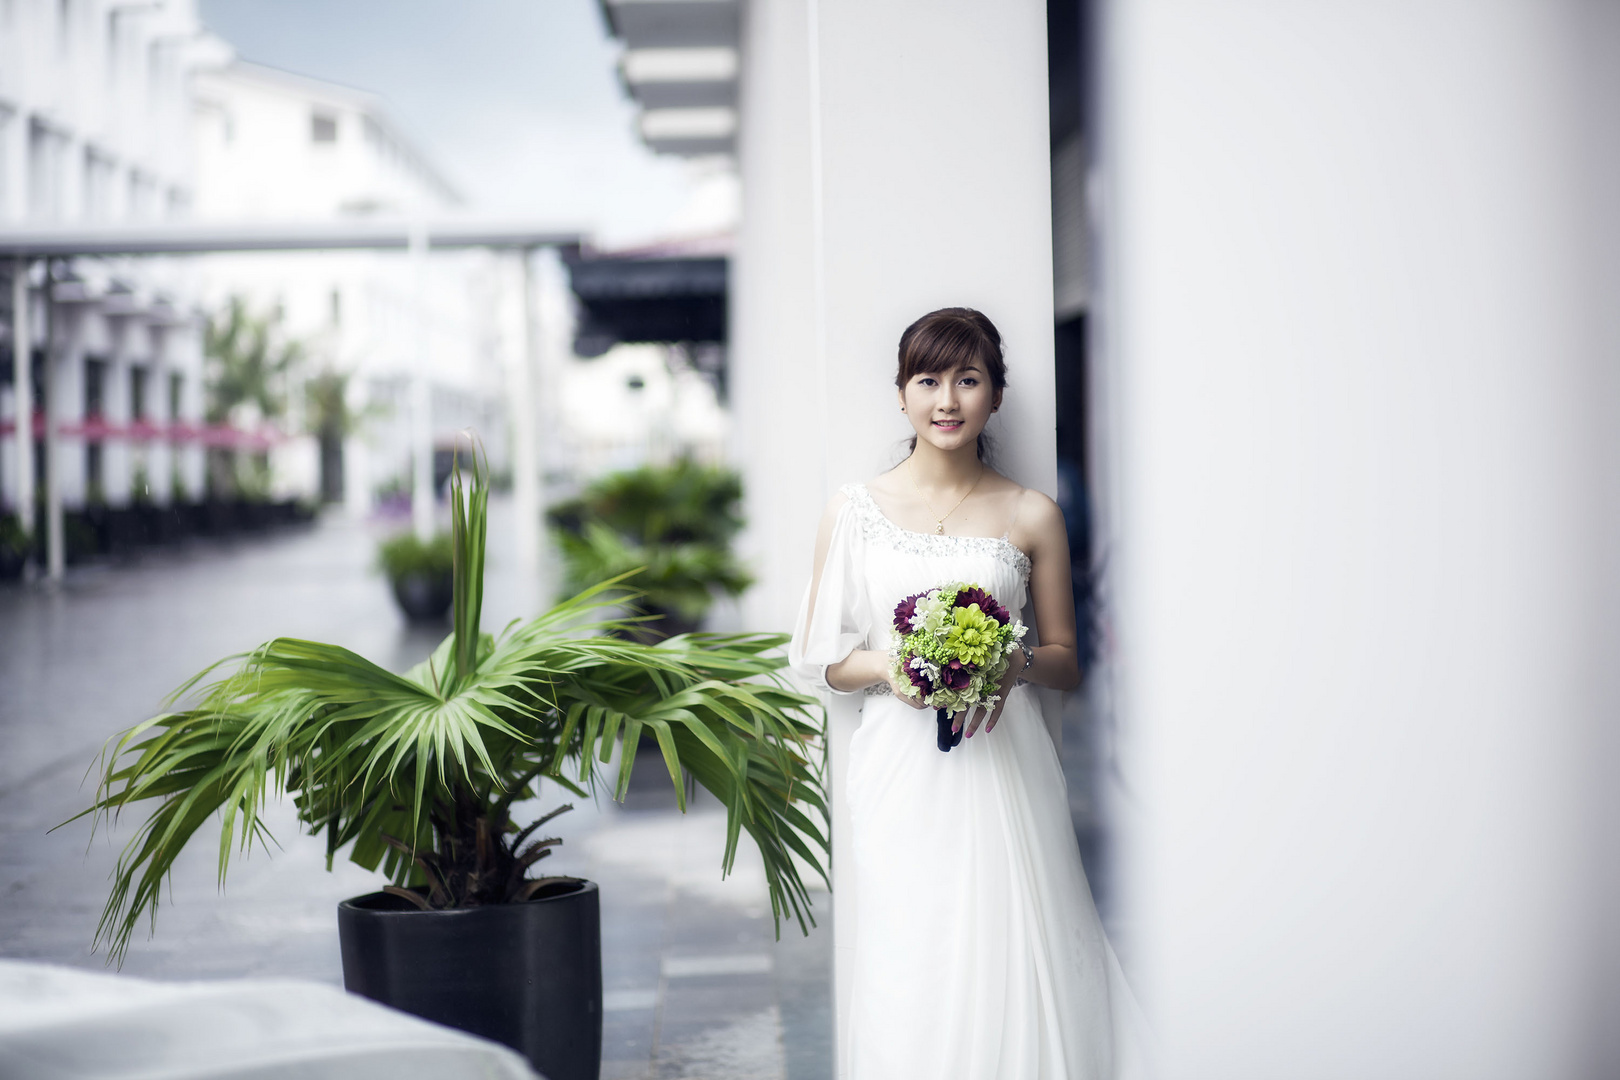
[390,570,454,621]
[338,880,602,1080]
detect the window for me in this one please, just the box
[311,111,338,144]
[29,121,64,220]
[84,357,105,417]
[330,288,341,326]
[0,107,10,219]
[85,442,103,501]
[130,366,147,421]
[168,371,182,420]
[82,148,114,220]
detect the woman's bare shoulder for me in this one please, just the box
[1008,487,1066,549]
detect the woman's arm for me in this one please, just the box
[1014,491,1082,693]
[961,490,1081,737]
[798,493,911,697]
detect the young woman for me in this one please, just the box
[790,308,1143,1079]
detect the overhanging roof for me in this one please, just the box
[0,219,585,258]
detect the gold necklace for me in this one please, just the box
[908,458,985,534]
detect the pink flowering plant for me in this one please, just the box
[889,583,1027,720]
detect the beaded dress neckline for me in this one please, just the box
[842,483,1033,580]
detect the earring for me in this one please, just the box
[900,406,906,413]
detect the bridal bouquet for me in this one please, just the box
[889,582,1027,752]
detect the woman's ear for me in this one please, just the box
[992,389,1004,413]
[897,386,908,413]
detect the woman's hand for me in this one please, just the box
[889,671,931,710]
[961,651,1028,739]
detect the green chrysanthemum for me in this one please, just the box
[945,604,998,666]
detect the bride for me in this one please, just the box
[790,308,1144,1079]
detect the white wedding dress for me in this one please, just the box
[791,484,1146,1080]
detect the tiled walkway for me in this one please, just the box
[0,502,832,1079]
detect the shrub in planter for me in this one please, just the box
[69,458,827,1080]
[378,531,455,622]
[547,459,752,639]
[0,515,29,579]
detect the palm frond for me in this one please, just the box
[72,453,828,966]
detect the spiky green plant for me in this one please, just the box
[547,459,753,626]
[70,454,827,966]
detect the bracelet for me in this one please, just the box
[1016,640,1035,673]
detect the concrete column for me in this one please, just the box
[1099,1,1620,1075]
[509,247,542,610]
[11,258,32,533]
[43,290,62,581]
[408,224,434,540]
[735,1,1056,1071]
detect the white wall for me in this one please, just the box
[1100,1,1619,1076]
[734,1,1056,1072]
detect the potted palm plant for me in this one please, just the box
[73,455,827,1080]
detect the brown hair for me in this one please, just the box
[896,307,1007,459]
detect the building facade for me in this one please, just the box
[189,57,510,512]
[0,0,211,529]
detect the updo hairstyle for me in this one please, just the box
[896,307,1008,460]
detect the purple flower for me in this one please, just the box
[942,659,973,691]
[893,591,926,634]
[953,585,1010,625]
[906,665,934,695]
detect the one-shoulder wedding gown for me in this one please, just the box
[791,484,1146,1080]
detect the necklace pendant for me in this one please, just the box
[935,522,945,535]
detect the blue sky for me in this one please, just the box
[196,0,731,245]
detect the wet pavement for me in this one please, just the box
[0,499,832,1080]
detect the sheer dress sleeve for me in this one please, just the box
[788,495,870,696]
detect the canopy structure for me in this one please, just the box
[4,217,584,582]
[565,252,727,357]
[0,219,580,259]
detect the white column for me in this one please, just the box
[1100,1,1619,1076]
[409,224,434,540]
[509,247,542,609]
[44,292,63,581]
[11,258,32,533]
[735,1,1056,1071]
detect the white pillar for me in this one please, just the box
[11,257,32,534]
[1100,1,1619,1076]
[509,247,542,609]
[735,2,1056,1072]
[409,224,434,540]
[44,288,62,581]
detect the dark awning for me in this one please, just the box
[565,253,727,357]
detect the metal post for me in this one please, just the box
[408,222,434,541]
[11,257,32,538]
[511,248,543,604]
[43,273,62,582]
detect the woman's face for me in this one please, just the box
[898,362,1001,454]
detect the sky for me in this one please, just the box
[196,0,738,247]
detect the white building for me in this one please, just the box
[189,56,509,510]
[0,0,210,525]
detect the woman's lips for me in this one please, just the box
[933,420,963,429]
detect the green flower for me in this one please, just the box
[945,604,998,666]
